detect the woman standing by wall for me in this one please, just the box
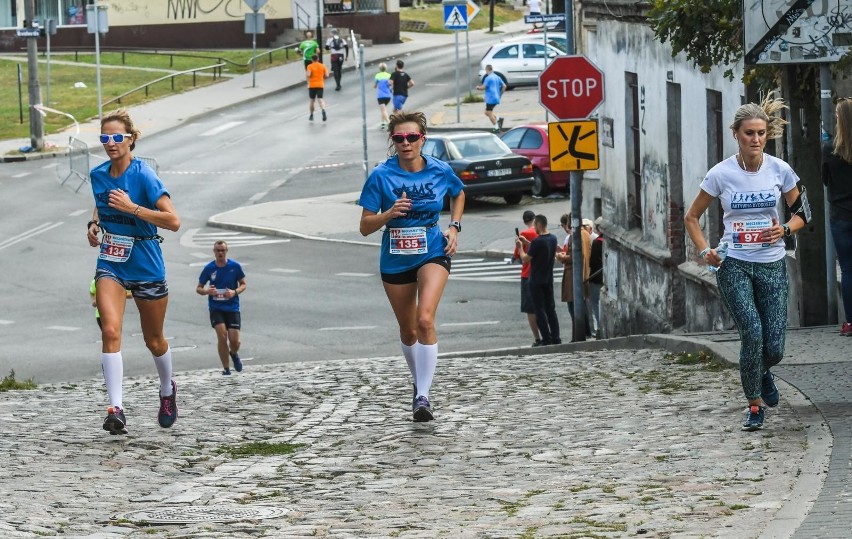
[822,98,852,336]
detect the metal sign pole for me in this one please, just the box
[455,30,460,123]
[565,0,586,342]
[251,14,257,88]
[93,0,103,120]
[465,28,471,97]
[359,42,368,182]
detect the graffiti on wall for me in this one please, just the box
[639,85,647,136]
[642,158,668,233]
[167,0,245,20]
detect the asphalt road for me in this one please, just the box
[0,43,537,385]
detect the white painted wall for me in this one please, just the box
[584,19,744,250]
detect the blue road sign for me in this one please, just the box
[444,4,469,30]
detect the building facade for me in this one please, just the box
[0,0,400,51]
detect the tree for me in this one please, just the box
[647,0,742,80]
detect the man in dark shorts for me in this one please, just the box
[516,214,561,346]
[512,210,541,346]
[196,241,247,375]
[306,54,329,121]
[389,59,415,113]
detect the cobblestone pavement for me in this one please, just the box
[0,349,826,538]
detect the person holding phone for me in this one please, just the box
[358,110,465,422]
[512,210,541,345]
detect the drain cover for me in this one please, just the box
[119,505,288,524]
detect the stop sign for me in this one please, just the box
[539,55,605,120]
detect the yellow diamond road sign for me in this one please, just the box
[548,120,599,171]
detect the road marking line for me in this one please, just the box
[68,209,88,217]
[248,192,267,202]
[319,326,378,331]
[0,222,64,251]
[270,268,300,273]
[440,321,501,327]
[200,121,245,137]
[12,172,30,178]
[193,231,243,237]
[0,320,15,325]
[45,326,80,331]
[42,162,58,169]
[335,272,374,277]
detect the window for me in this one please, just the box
[1,0,17,28]
[31,0,84,26]
[493,45,519,59]
[519,129,542,150]
[706,89,724,245]
[422,140,447,161]
[500,128,525,149]
[522,43,546,59]
[625,72,642,229]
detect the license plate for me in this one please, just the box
[486,168,511,177]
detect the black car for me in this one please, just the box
[422,132,534,206]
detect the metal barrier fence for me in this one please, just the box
[59,137,90,193]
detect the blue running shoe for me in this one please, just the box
[222,368,232,376]
[158,380,178,428]
[413,395,434,422]
[741,405,766,431]
[103,406,127,435]
[761,370,779,408]
[230,352,243,372]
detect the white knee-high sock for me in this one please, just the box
[414,342,438,399]
[101,352,123,409]
[153,348,173,396]
[401,341,417,380]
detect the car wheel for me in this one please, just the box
[531,169,550,198]
[504,193,523,205]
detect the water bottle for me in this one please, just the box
[708,241,729,273]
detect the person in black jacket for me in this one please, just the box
[588,217,604,338]
[823,97,852,336]
[516,214,561,345]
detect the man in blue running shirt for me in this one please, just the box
[197,241,247,375]
[477,64,507,132]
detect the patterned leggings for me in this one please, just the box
[716,257,788,400]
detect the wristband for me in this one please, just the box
[134,205,141,216]
[699,247,710,258]
[87,220,99,229]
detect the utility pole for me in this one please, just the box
[24,0,44,150]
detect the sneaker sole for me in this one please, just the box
[741,423,764,431]
[103,416,127,435]
[413,406,434,422]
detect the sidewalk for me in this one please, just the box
[2,19,852,538]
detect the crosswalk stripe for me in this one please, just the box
[201,121,245,137]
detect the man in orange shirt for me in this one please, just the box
[306,54,329,121]
[513,210,541,346]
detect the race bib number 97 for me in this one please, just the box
[389,227,428,255]
[731,218,772,250]
[99,233,134,262]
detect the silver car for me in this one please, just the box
[478,40,564,89]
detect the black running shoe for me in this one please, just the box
[230,352,243,372]
[413,395,434,422]
[322,109,327,121]
[158,380,178,428]
[103,406,128,435]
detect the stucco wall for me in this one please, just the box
[582,16,746,336]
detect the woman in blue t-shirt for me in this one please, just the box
[85,109,181,436]
[358,111,465,422]
[684,96,805,433]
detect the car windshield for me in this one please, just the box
[447,135,511,159]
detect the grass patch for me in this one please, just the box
[665,350,732,371]
[399,4,523,34]
[215,441,304,458]
[1,48,299,141]
[0,370,37,392]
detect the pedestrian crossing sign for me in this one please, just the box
[444,4,469,30]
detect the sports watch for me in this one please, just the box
[782,223,791,237]
[449,221,461,232]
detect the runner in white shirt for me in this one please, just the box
[684,95,809,433]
